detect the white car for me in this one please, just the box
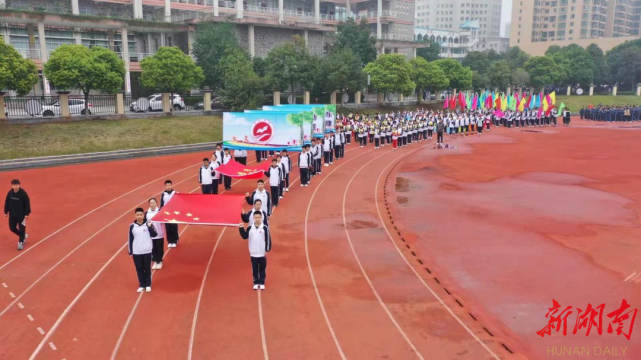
[130,94,186,112]
[41,99,92,116]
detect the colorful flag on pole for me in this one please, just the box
[443,94,449,109]
[549,91,556,105]
[150,194,246,226]
[216,160,270,179]
[558,102,566,115]
[493,110,505,118]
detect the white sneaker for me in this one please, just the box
[137,287,144,293]
[330,162,333,164]
[259,285,265,290]
[24,234,28,243]
[156,263,163,270]
[152,263,158,270]
[145,287,152,292]
[304,184,309,187]
[286,188,289,192]
[300,184,304,187]
[279,196,283,199]
[253,284,259,290]
[324,164,329,167]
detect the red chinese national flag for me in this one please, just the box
[150,194,245,226]
[216,160,270,179]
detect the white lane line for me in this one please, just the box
[9,292,15,298]
[624,272,637,282]
[37,327,45,335]
[258,291,269,360]
[304,148,373,360]
[0,173,198,319]
[27,314,35,321]
[49,342,57,351]
[342,149,424,360]
[2,283,7,288]
[18,303,24,309]
[373,148,501,360]
[0,162,200,272]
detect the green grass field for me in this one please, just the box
[556,95,640,111]
[0,116,222,160]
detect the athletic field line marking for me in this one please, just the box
[18,303,24,309]
[258,291,269,360]
[27,314,34,321]
[0,162,201,272]
[0,173,198,320]
[1,283,7,288]
[624,272,637,282]
[374,148,501,360]
[342,149,424,360]
[37,327,45,335]
[304,147,374,360]
[106,172,253,360]
[9,292,15,298]
[48,342,57,351]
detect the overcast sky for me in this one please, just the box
[501,0,512,37]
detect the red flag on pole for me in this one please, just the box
[458,91,466,109]
[450,92,456,109]
[150,194,245,226]
[495,96,501,110]
[216,160,270,179]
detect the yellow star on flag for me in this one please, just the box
[164,211,170,215]
[174,211,181,215]
[167,219,180,223]
[193,217,200,221]
[244,169,253,172]
[238,172,247,175]
[186,213,193,217]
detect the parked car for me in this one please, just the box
[42,99,92,116]
[129,94,185,112]
[194,97,223,110]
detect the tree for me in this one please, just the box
[545,45,562,56]
[472,70,490,90]
[416,39,441,62]
[44,45,125,116]
[409,57,448,101]
[323,48,366,102]
[433,58,472,90]
[505,46,530,71]
[218,48,265,111]
[265,35,314,104]
[462,51,492,74]
[192,22,240,91]
[140,46,204,106]
[512,68,530,89]
[252,56,268,77]
[0,38,39,95]
[364,54,415,99]
[334,18,377,66]
[586,44,607,86]
[524,56,565,88]
[546,44,593,86]
[489,60,512,89]
[606,39,641,87]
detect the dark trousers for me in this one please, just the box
[300,168,310,185]
[201,184,213,194]
[212,179,219,194]
[359,136,365,146]
[329,148,334,162]
[251,256,267,285]
[8,215,26,243]
[340,144,345,158]
[237,157,247,165]
[314,158,321,173]
[437,132,444,143]
[224,176,232,189]
[334,146,340,159]
[152,237,164,263]
[255,151,262,163]
[165,223,179,244]
[324,151,331,164]
[284,172,290,188]
[132,253,152,288]
[346,133,351,144]
[374,137,380,147]
[270,186,280,205]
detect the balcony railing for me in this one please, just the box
[9,1,71,15]
[218,0,236,8]
[15,48,41,60]
[244,5,279,14]
[283,9,314,19]
[79,7,133,19]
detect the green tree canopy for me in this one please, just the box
[364,54,415,97]
[416,39,441,62]
[140,46,204,94]
[409,57,449,99]
[265,35,314,104]
[0,38,39,95]
[512,68,530,88]
[433,58,472,90]
[218,48,265,111]
[489,60,512,89]
[334,18,377,66]
[44,44,125,115]
[472,70,490,90]
[504,46,531,70]
[606,38,641,86]
[462,51,492,74]
[192,22,240,91]
[524,56,565,88]
[323,48,366,98]
[586,43,607,86]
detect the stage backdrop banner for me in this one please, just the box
[223,111,305,151]
[244,110,312,144]
[263,104,336,138]
[150,194,245,226]
[216,159,270,179]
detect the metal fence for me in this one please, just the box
[3,95,116,118]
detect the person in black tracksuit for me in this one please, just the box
[4,179,31,251]
[160,180,180,248]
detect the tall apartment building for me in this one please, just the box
[414,0,503,50]
[511,0,641,55]
[0,0,416,95]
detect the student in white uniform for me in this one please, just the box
[146,198,165,270]
[129,207,157,293]
[239,212,271,290]
[160,180,179,248]
[222,148,233,190]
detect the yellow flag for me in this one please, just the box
[518,99,525,111]
[543,99,549,112]
[550,91,556,105]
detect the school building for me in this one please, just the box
[0,0,418,95]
